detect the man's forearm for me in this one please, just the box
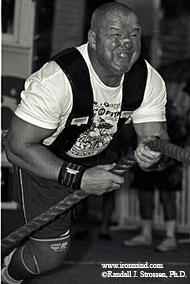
[6,142,64,180]
[6,142,86,189]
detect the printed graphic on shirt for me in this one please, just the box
[67,100,121,158]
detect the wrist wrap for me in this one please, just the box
[58,162,86,190]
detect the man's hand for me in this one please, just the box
[80,164,125,195]
[134,136,161,169]
[111,155,136,175]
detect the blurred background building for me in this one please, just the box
[1,0,190,236]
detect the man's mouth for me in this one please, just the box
[115,50,133,61]
[118,52,129,58]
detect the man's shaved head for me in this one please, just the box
[90,2,136,33]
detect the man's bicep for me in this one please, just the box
[133,121,169,141]
[7,115,56,146]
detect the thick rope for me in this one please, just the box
[2,139,190,255]
[1,190,89,255]
[147,139,190,165]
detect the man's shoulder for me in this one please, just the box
[76,43,88,55]
[29,60,63,83]
[25,60,72,100]
[48,43,89,76]
[145,60,164,80]
[145,60,166,88]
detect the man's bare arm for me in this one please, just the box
[6,115,63,181]
[133,121,169,140]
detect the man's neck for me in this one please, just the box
[88,46,122,87]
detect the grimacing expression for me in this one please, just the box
[93,12,141,76]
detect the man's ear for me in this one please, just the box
[88,29,96,49]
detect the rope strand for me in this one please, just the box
[2,190,89,255]
[147,139,190,165]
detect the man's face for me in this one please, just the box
[93,11,141,76]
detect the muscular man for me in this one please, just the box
[2,2,168,283]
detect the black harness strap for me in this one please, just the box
[50,48,94,152]
[118,55,147,129]
[49,48,147,153]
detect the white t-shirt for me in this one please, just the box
[15,43,167,158]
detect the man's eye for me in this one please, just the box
[130,32,139,38]
[111,34,121,38]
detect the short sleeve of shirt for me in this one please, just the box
[15,61,72,129]
[131,61,167,123]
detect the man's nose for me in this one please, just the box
[120,38,132,48]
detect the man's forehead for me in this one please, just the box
[103,13,139,31]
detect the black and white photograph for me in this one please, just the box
[1,0,190,283]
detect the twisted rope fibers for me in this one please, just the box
[2,190,89,255]
[2,139,190,255]
[147,139,190,165]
